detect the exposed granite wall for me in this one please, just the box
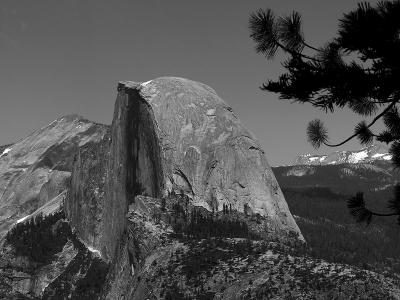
[67,77,303,262]
[130,77,302,241]
[65,134,110,252]
[100,84,163,261]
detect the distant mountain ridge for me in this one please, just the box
[272,143,400,282]
[1,78,399,299]
[292,144,392,166]
[0,114,109,238]
[273,144,400,200]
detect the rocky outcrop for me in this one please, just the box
[89,197,400,300]
[0,217,109,300]
[2,77,400,299]
[66,77,302,262]
[64,133,110,254]
[0,115,108,238]
[100,86,164,261]
[124,77,302,240]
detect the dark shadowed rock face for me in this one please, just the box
[94,85,163,258]
[99,85,164,261]
[66,85,165,262]
[0,115,108,238]
[64,133,110,254]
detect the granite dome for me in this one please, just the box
[119,77,303,240]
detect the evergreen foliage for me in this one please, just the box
[41,239,109,299]
[169,201,259,240]
[4,211,109,298]
[249,1,400,224]
[283,187,400,272]
[73,257,109,299]
[5,211,69,263]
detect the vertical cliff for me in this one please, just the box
[132,77,302,241]
[5,78,400,299]
[67,77,303,263]
[101,84,163,260]
[64,134,110,252]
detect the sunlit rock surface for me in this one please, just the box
[122,77,302,240]
[1,78,400,299]
[66,77,302,262]
[0,115,108,238]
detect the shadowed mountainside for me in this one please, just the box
[273,159,400,278]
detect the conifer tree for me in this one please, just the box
[249,1,400,224]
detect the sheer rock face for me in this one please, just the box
[65,87,165,261]
[67,77,302,261]
[64,134,110,253]
[99,87,164,260]
[128,77,302,239]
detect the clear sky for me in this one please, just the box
[0,0,379,165]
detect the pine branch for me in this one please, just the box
[348,192,373,224]
[348,192,399,225]
[303,42,322,52]
[354,121,374,145]
[275,41,322,62]
[249,8,322,62]
[371,212,399,217]
[277,11,305,52]
[307,119,328,148]
[249,8,279,58]
[323,99,398,147]
[388,184,400,214]
[383,107,400,136]
[348,98,377,116]
[376,130,395,144]
[389,141,400,167]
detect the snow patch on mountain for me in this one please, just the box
[16,215,29,224]
[291,144,391,166]
[285,166,316,177]
[141,80,152,87]
[348,150,368,163]
[87,246,102,258]
[0,147,12,158]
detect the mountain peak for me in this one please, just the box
[56,114,90,123]
[292,144,391,166]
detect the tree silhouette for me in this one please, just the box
[6,211,70,262]
[249,1,400,224]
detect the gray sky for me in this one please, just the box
[1,0,377,165]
